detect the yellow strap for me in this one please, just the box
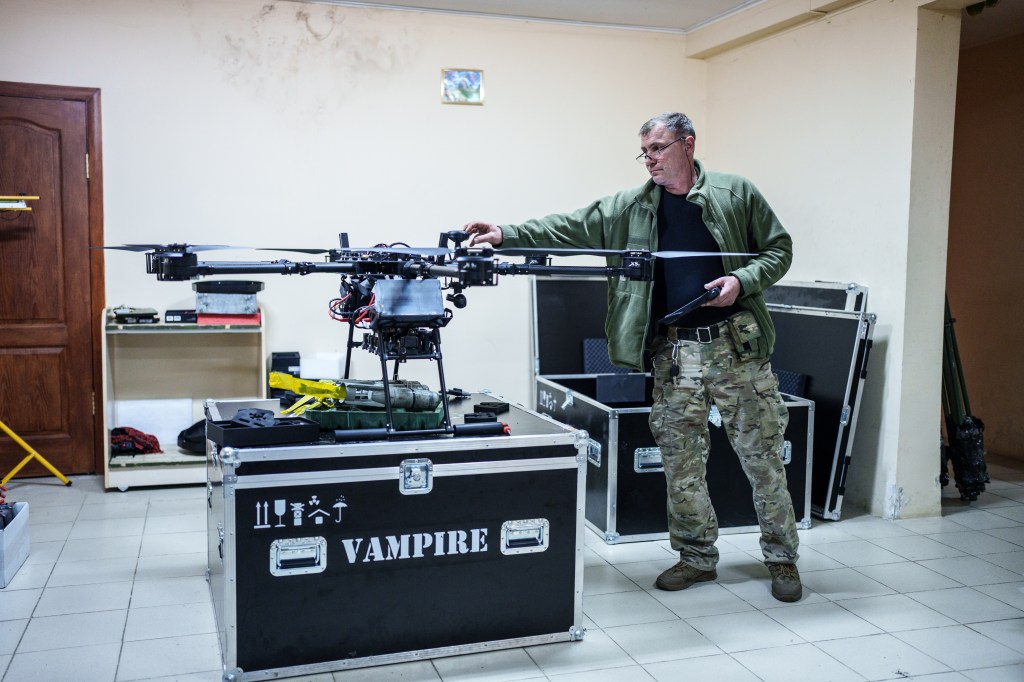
[269,372,347,400]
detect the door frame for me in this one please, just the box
[0,80,106,473]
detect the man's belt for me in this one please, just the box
[669,319,729,344]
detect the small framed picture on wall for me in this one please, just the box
[441,68,484,105]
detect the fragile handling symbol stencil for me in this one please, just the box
[253,494,348,529]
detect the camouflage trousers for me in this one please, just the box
[649,326,799,570]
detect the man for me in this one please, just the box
[465,112,801,602]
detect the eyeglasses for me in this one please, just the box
[636,137,684,165]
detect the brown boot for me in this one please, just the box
[767,562,802,602]
[655,561,717,591]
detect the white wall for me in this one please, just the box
[2,0,704,405]
[702,0,960,517]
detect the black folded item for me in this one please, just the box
[0,503,14,530]
[177,420,208,455]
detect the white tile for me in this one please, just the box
[139,530,206,556]
[919,555,1023,586]
[836,516,916,540]
[124,601,217,641]
[333,660,441,681]
[871,534,966,561]
[46,556,137,587]
[586,540,675,565]
[549,664,655,681]
[798,567,895,601]
[785,545,844,572]
[431,647,542,681]
[926,531,1023,555]
[26,503,80,524]
[116,632,223,681]
[980,551,1024,573]
[525,629,634,676]
[795,523,860,545]
[0,620,27,656]
[583,547,609,567]
[718,531,765,552]
[975,582,1024,611]
[731,642,862,681]
[968,618,1024,655]
[67,516,146,540]
[130,575,210,608]
[895,625,1024,670]
[135,551,207,580]
[985,526,1024,548]
[33,581,133,617]
[939,508,1023,531]
[1,559,53,590]
[835,593,957,632]
[816,633,950,680]
[611,559,669,589]
[17,610,127,653]
[809,539,907,567]
[23,539,63,565]
[854,561,962,593]
[58,534,142,561]
[583,590,678,628]
[144,512,206,535]
[0,588,40,621]
[893,517,969,534]
[962,663,1024,682]
[604,619,721,664]
[643,653,760,682]
[686,611,802,653]
[76,499,149,521]
[649,580,755,618]
[0,653,9,680]
[27,521,73,543]
[908,587,1024,624]
[584,564,642,596]
[988,505,1024,524]
[2,642,120,682]
[764,601,881,641]
[712,551,769,583]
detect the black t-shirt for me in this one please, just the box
[652,190,739,328]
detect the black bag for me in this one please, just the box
[177,420,208,455]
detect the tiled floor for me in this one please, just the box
[2,459,1024,681]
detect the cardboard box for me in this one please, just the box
[0,502,30,588]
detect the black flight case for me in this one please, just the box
[205,395,586,680]
[531,277,814,544]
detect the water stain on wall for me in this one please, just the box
[185,0,420,115]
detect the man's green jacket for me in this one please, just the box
[499,160,792,371]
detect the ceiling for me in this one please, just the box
[325,0,1024,47]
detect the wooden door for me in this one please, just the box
[0,83,104,477]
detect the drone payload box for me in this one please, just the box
[193,280,264,314]
[204,395,585,678]
[531,276,814,544]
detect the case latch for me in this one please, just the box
[270,536,328,577]
[400,458,433,495]
[633,447,664,473]
[500,518,550,555]
[782,440,792,465]
[586,438,602,467]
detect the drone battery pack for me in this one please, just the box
[165,309,197,324]
[205,396,585,679]
[113,307,159,324]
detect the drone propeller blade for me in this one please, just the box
[653,251,758,258]
[98,243,239,253]
[496,247,625,257]
[255,247,332,255]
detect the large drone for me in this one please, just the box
[111,230,749,441]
